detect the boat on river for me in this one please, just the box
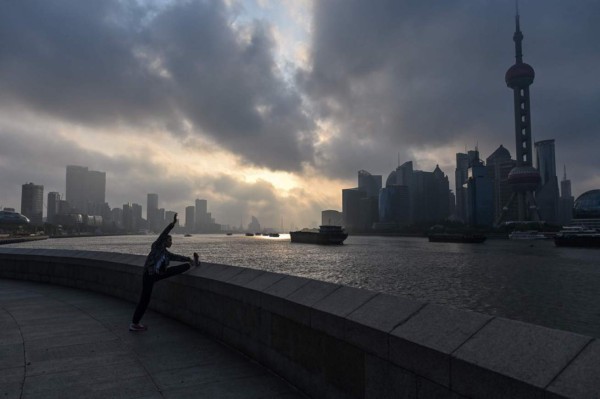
[290,225,348,245]
[508,230,547,240]
[554,226,600,248]
[428,233,486,243]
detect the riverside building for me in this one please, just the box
[535,139,560,224]
[21,183,43,226]
[66,165,106,216]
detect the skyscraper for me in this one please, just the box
[395,161,416,223]
[358,170,382,198]
[66,165,87,213]
[380,166,409,229]
[504,9,541,221]
[412,167,450,224]
[466,157,494,226]
[342,188,365,233]
[21,183,44,225]
[132,203,143,232]
[560,165,572,198]
[87,170,106,215]
[66,165,106,215]
[185,206,195,233]
[455,152,469,222]
[195,199,208,232]
[47,192,61,224]
[147,193,158,232]
[378,184,410,228]
[485,145,517,223]
[559,166,574,225]
[535,139,559,223]
[122,203,133,232]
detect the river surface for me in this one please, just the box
[6,234,600,338]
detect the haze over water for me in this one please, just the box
[8,235,600,338]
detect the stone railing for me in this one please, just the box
[0,248,597,399]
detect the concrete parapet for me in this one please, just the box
[0,248,597,399]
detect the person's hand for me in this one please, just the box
[173,213,178,224]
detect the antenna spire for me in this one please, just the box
[514,0,523,63]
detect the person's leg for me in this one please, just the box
[132,273,155,325]
[154,263,190,281]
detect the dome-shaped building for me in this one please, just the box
[0,211,30,231]
[573,190,600,219]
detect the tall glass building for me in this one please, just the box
[66,165,106,215]
[535,140,557,186]
[47,192,61,224]
[358,170,382,198]
[378,185,410,227]
[21,183,44,225]
[535,139,559,224]
[147,193,158,232]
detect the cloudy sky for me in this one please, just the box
[1,0,598,229]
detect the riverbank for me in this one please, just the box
[0,235,48,245]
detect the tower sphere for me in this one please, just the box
[505,63,535,88]
[507,165,541,192]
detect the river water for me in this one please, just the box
[6,234,600,338]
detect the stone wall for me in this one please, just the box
[0,248,597,399]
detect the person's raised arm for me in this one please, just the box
[153,213,178,248]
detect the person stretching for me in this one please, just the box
[130,212,199,332]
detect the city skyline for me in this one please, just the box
[1,1,599,229]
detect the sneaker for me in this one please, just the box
[129,323,147,332]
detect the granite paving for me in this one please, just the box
[0,279,306,399]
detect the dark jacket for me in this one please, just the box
[143,221,191,275]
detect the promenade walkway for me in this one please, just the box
[0,279,305,399]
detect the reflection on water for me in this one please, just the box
[7,234,600,337]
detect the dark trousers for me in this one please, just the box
[132,263,190,324]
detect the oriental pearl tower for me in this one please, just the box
[503,5,541,221]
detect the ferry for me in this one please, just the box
[290,225,348,245]
[554,226,600,248]
[508,230,547,240]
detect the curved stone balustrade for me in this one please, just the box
[0,248,598,399]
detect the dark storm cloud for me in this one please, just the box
[0,0,314,171]
[0,1,171,128]
[300,0,600,193]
